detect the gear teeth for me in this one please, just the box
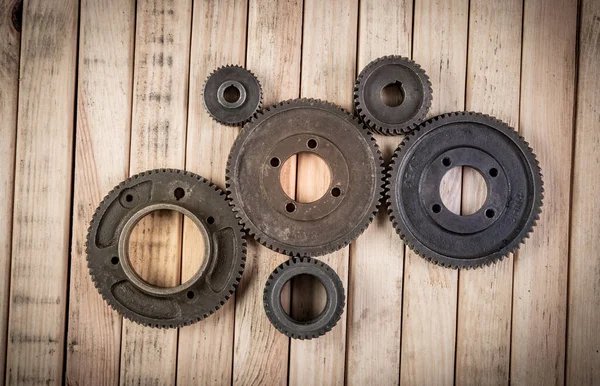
[385,112,544,269]
[86,168,247,328]
[226,98,385,257]
[354,55,433,135]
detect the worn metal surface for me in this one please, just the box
[86,169,246,328]
[203,65,262,126]
[354,55,432,135]
[386,112,543,268]
[226,99,384,257]
[263,257,345,339]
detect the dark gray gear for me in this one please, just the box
[226,99,384,257]
[354,55,432,135]
[86,169,246,328]
[263,257,345,339]
[386,112,543,269]
[203,65,262,126]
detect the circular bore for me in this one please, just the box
[355,55,432,135]
[226,99,384,257]
[86,169,246,328]
[386,112,543,269]
[263,257,345,339]
[203,65,262,126]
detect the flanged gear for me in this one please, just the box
[203,65,262,126]
[226,98,384,257]
[386,112,543,269]
[86,169,246,328]
[354,55,432,135]
[263,257,345,339]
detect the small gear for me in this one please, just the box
[203,65,262,126]
[354,55,432,135]
[226,98,384,257]
[386,112,543,269]
[263,257,345,339]
[86,169,246,328]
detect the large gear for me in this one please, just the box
[386,112,543,269]
[86,169,246,328]
[226,99,384,257]
[203,65,262,126]
[263,257,345,339]
[354,55,432,135]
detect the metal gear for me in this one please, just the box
[86,169,246,328]
[386,112,543,269]
[226,99,384,257]
[263,257,345,339]
[203,65,262,126]
[354,55,432,135]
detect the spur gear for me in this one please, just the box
[86,169,246,328]
[386,112,543,269]
[226,99,384,257]
[203,65,262,126]
[354,55,432,135]
[263,257,345,339]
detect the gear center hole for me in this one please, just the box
[440,166,488,216]
[281,152,332,204]
[128,209,207,288]
[223,84,240,103]
[281,274,327,322]
[381,81,405,107]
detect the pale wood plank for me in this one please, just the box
[231,0,302,384]
[119,0,191,384]
[0,0,20,383]
[176,1,247,384]
[64,1,136,384]
[4,0,78,384]
[454,0,522,384]
[400,0,468,384]
[566,0,600,383]
[288,0,358,384]
[346,0,411,384]
[511,0,577,383]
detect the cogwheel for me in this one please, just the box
[354,55,432,135]
[263,257,345,339]
[86,169,246,328]
[203,64,263,126]
[386,112,543,269]
[226,98,385,257]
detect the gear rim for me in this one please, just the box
[263,257,345,339]
[203,65,262,126]
[86,169,247,328]
[354,55,432,135]
[386,112,543,269]
[226,98,385,257]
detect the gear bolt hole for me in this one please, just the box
[442,157,452,167]
[111,256,119,265]
[485,209,495,218]
[307,139,318,149]
[207,216,215,224]
[174,187,185,200]
[489,168,498,177]
[125,194,133,202]
[223,85,240,103]
[380,81,405,107]
[331,187,341,197]
[285,203,296,213]
[270,157,280,167]
[432,204,442,213]
[186,291,195,299]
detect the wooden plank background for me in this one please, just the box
[0,0,597,385]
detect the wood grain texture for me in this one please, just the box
[566,0,600,383]
[401,0,468,384]
[346,0,411,384]
[288,0,357,384]
[0,0,20,383]
[511,0,577,384]
[64,1,135,384]
[454,0,522,384]
[4,0,78,384]
[232,0,302,384]
[176,1,247,384]
[119,0,191,384]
